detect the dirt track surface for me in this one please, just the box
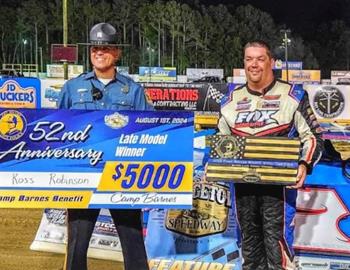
[0,209,123,270]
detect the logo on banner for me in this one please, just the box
[295,188,350,254]
[165,182,230,237]
[259,95,281,109]
[207,84,225,104]
[144,85,199,110]
[236,97,251,111]
[299,262,328,269]
[212,135,239,158]
[313,86,345,118]
[0,80,36,108]
[330,261,350,269]
[242,168,261,183]
[104,112,129,129]
[0,110,26,141]
[45,208,66,226]
[235,110,278,128]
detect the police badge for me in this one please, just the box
[104,112,129,129]
[121,85,129,94]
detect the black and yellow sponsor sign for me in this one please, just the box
[165,182,230,237]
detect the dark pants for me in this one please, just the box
[64,208,149,270]
[235,184,296,270]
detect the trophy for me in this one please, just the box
[206,135,301,185]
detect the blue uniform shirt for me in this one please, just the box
[58,70,153,111]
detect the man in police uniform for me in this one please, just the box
[58,22,152,270]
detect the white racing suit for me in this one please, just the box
[218,79,323,270]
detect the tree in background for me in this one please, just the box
[0,0,348,77]
[0,5,22,64]
[287,35,318,69]
[312,20,350,77]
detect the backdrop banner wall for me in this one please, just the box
[26,81,350,265]
[186,68,224,81]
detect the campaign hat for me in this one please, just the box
[79,22,119,46]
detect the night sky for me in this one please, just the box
[199,0,350,40]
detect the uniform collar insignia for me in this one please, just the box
[121,85,129,94]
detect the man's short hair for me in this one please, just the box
[244,40,273,59]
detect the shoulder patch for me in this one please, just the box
[116,73,131,85]
[77,72,88,78]
[288,84,305,102]
[221,84,244,107]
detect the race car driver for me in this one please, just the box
[217,40,323,270]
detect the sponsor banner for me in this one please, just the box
[143,82,230,111]
[321,79,332,85]
[320,121,350,141]
[116,66,129,76]
[0,109,194,208]
[149,259,238,270]
[177,75,188,83]
[295,256,330,270]
[138,67,176,82]
[46,64,84,78]
[30,208,123,261]
[294,162,350,255]
[0,78,41,108]
[232,69,246,84]
[186,68,224,81]
[330,260,350,270]
[145,132,241,269]
[304,85,350,120]
[331,70,350,85]
[194,111,220,130]
[40,79,64,108]
[281,70,321,84]
[295,255,350,270]
[274,60,303,70]
[206,135,299,184]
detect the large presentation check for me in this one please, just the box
[0,108,194,208]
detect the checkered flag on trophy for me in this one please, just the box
[207,84,225,104]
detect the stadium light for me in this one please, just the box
[280,29,291,82]
[22,39,28,64]
[147,46,154,82]
[63,0,68,80]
